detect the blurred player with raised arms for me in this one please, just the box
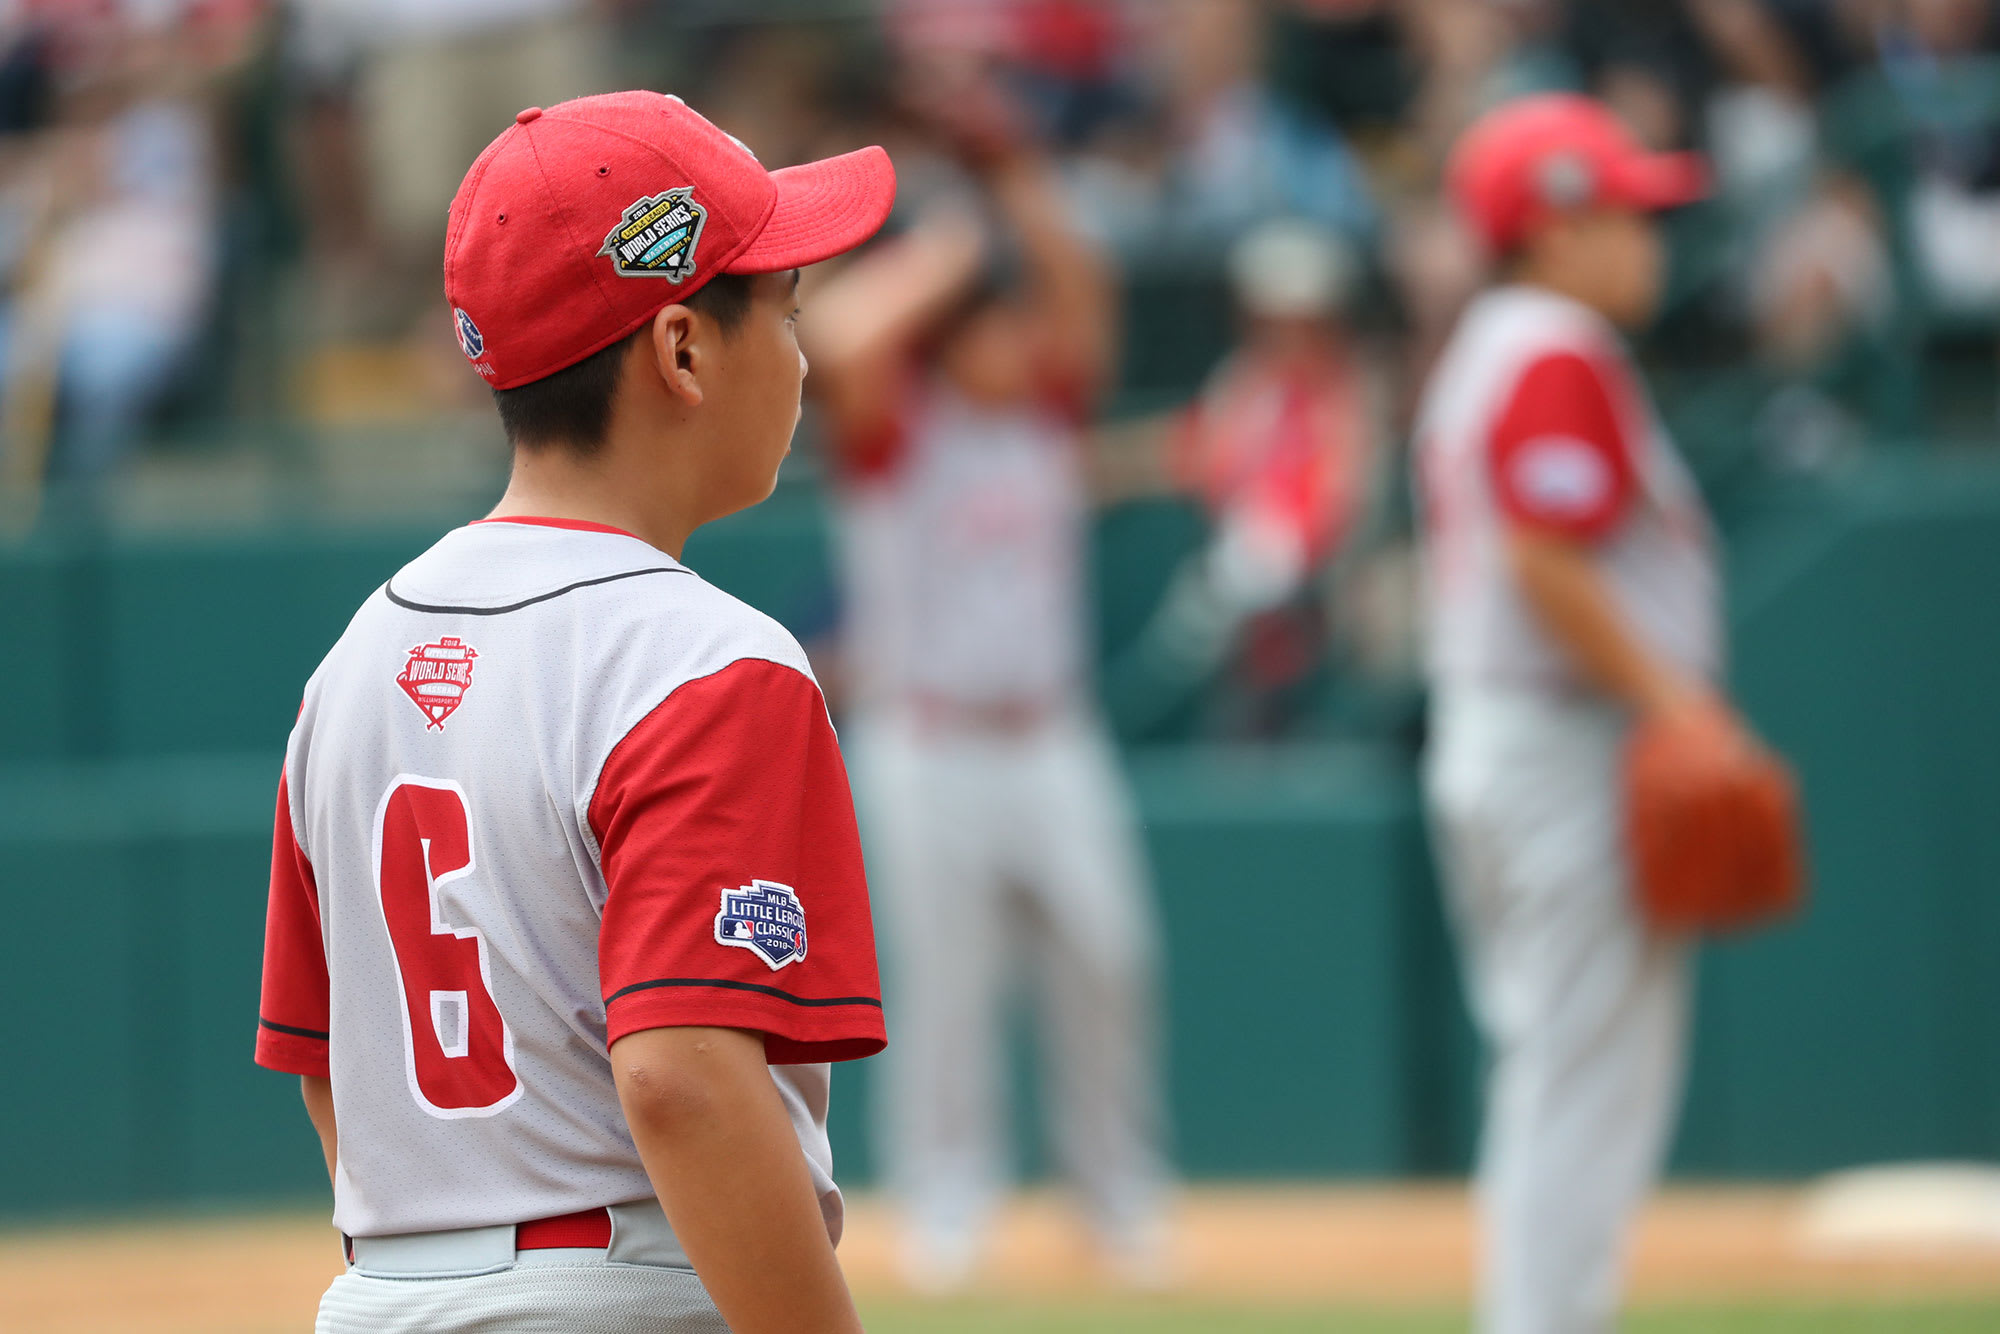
[254,92,894,1333]
[1415,94,1758,1334]
[807,65,1170,1288]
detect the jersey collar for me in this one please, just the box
[470,516,641,540]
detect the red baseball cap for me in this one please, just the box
[444,91,897,390]
[1447,93,1707,254]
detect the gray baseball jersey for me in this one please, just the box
[1416,284,1718,693]
[255,517,884,1240]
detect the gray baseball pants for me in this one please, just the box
[1427,687,1691,1334]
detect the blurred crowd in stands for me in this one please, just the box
[2,0,1998,731]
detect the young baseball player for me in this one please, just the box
[253,92,895,1334]
[804,93,1169,1288]
[1118,218,1376,737]
[1415,94,1743,1334]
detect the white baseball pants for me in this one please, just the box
[316,1199,723,1333]
[1426,688,1691,1334]
[317,1260,724,1333]
[850,708,1170,1249]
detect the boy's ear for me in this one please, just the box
[647,303,705,407]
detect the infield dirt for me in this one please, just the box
[4,1185,1998,1333]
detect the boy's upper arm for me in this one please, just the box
[590,657,884,1065]
[1487,348,1638,545]
[256,772,331,1077]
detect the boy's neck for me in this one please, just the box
[488,442,699,561]
[1510,254,1613,324]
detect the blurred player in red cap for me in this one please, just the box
[254,92,895,1334]
[1415,93,1746,1334]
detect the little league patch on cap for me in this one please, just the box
[443,91,896,390]
[714,880,809,971]
[599,188,707,280]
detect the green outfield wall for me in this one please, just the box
[3,453,1998,1218]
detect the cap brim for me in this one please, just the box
[727,146,897,273]
[1613,150,1709,213]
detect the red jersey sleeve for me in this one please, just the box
[828,363,916,481]
[591,659,885,1064]
[255,773,331,1076]
[835,411,909,480]
[1037,362,1098,429]
[1487,349,1637,544]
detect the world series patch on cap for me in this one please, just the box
[443,91,897,390]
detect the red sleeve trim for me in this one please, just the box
[1487,348,1637,544]
[591,658,885,1064]
[605,980,884,1063]
[255,1020,330,1077]
[254,772,332,1076]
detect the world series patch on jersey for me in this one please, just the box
[254,517,883,1239]
[395,637,477,730]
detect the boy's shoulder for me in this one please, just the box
[639,566,814,682]
[382,520,684,613]
[303,520,816,727]
[1427,286,1623,417]
[1459,285,1602,349]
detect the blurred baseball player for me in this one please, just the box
[1115,217,1375,736]
[805,85,1169,1288]
[253,92,895,1334]
[1415,94,1743,1334]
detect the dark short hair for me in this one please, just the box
[493,272,756,454]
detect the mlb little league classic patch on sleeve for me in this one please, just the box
[600,188,706,281]
[714,880,808,971]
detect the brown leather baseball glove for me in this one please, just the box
[1625,700,1806,933]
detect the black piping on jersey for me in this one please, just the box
[260,1017,330,1041]
[605,977,883,1009]
[383,566,691,617]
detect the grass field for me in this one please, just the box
[6,1186,2000,1332]
[855,1301,2000,1332]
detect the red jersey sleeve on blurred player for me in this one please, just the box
[1037,360,1098,429]
[1487,349,1637,544]
[255,773,331,1077]
[828,363,917,481]
[836,410,910,480]
[591,659,885,1064]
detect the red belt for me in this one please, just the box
[519,1206,613,1249]
[343,1206,612,1263]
